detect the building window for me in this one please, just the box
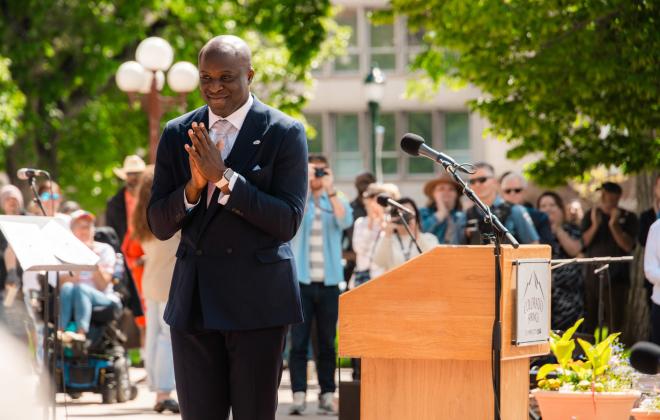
[407,112,434,174]
[368,10,396,71]
[379,113,398,176]
[445,112,471,164]
[406,27,425,66]
[304,114,323,154]
[333,9,360,74]
[334,113,363,178]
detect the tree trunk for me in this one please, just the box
[623,170,659,345]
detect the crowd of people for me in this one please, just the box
[0,149,658,416]
[286,154,659,415]
[0,155,180,413]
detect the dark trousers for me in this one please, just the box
[289,283,339,395]
[583,271,628,334]
[171,325,288,420]
[651,303,660,346]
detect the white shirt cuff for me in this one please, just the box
[184,189,201,210]
[216,172,239,205]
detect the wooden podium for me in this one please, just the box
[339,245,551,420]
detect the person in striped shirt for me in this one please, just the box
[290,154,353,415]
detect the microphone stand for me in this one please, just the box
[23,173,58,420]
[441,162,519,420]
[28,174,48,216]
[393,208,422,255]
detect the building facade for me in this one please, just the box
[304,0,529,202]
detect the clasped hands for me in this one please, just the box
[184,122,226,190]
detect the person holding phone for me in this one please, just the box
[289,154,353,415]
[372,197,438,272]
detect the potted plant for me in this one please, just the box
[632,396,660,419]
[531,318,641,420]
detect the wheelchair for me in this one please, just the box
[31,270,139,403]
[53,300,138,404]
[24,227,142,404]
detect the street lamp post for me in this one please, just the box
[115,37,198,163]
[364,66,386,175]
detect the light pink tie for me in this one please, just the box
[206,119,234,206]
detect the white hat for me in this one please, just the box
[113,155,146,180]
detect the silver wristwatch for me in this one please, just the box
[223,168,235,182]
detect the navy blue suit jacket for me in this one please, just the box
[147,96,307,331]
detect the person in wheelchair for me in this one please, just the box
[58,210,121,344]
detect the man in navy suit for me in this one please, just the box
[147,35,308,420]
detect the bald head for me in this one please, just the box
[198,35,255,117]
[199,35,252,67]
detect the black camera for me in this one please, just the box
[390,210,412,225]
[314,167,327,178]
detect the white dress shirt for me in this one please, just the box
[184,94,254,209]
[645,219,660,305]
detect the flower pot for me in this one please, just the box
[632,408,660,419]
[531,389,641,420]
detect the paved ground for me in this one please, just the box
[51,366,339,420]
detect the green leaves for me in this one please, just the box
[392,0,660,185]
[577,332,621,378]
[535,318,629,391]
[536,363,560,381]
[0,0,336,212]
[0,56,25,150]
[550,317,583,369]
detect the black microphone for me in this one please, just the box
[17,168,50,180]
[400,133,461,169]
[630,341,660,374]
[376,194,414,215]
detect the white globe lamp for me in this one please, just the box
[138,70,165,94]
[115,61,146,93]
[167,61,199,93]
[136,37,174,71]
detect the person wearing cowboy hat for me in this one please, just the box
[106,155,146,243]
[419,173,466,244]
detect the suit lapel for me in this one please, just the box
[224,96,268,173]
[197,96,269,235]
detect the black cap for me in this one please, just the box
[598,181,622,195]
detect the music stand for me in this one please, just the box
[552,255,634,333]
[0,215,99,420]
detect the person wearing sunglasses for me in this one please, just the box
[500,171,554,246]
[464,162,539,245]
[28,180,66,219]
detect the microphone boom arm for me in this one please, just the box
[395,208,422,254]
[445,165,519,248]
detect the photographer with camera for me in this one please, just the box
[289,154,353,415]
[372,197,438,272]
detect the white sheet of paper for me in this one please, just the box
[0,216,99,271]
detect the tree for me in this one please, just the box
[0,56,24,158]
[0,0,343,212]
[387,0,659,185]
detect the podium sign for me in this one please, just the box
[514,259,550,346]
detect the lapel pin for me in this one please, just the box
[252,139,261,145]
